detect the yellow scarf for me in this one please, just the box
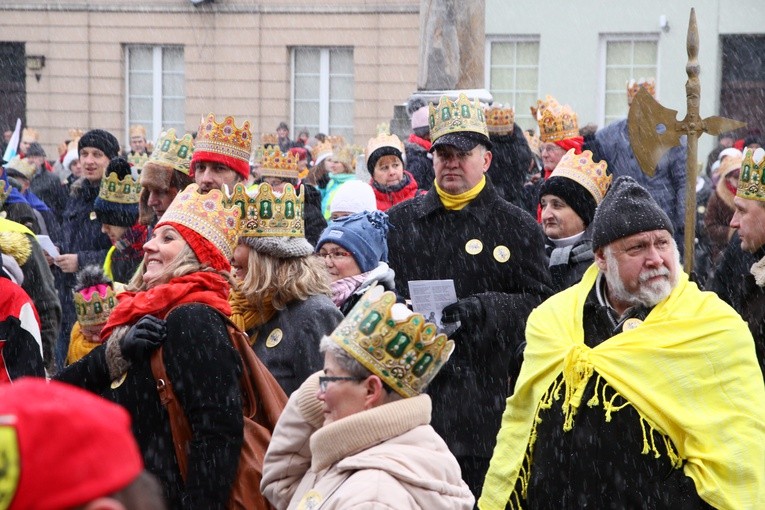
[480,264,765,510]
[435,175,486,210]
[66,322,103,366]
[228,288,276,343]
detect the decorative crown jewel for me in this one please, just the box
[159,183,242,260]
[627,77,656,103]
[225,182,304,238]
[365,133,404,160]
[532,95,579,142]
[429,93,489,142]
[311,140,334,163]
[74,287,117,327]
[126,152,149,171]
[149,129,194,175]
[737,148,765,202]
[195,113,252,166]
[484,104,516,135]
[261,133,278,146]
[550,149,612,204]
[98,171,141,205]
[258,148,300,180]
[330,286,455,398]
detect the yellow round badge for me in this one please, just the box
[89,211,97,221]
[623,318,643,332]
[265,328,283,348]
[493,245,511,263]
[465,239,483,255]
[297,490,323,510]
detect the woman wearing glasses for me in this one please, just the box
[315,210,395,315]
[261,286,474,509]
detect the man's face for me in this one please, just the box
[79,147,109,182]
[433,143,491,195]
[144,184,179,220]
[540,194,585,239]
[27,155,45,169]
[19,136,34,154]
[731,196,765,253]
[194,160,241,193]
[130,136,146,153]
[595,229,679,311]
[277,127,288,139]
[540,142,566,173]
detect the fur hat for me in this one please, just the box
[94,158,139,227]
[240,236,314,259]
[78,129,120,160]
[316,211,390,273]
[591,176,674,251]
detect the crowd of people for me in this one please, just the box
[0,78,763,509]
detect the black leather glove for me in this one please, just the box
[120,315,166,362]
[441,296,485,328]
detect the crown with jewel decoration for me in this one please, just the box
[126,152,149,172]
[261,133,278,146]
[550,149,612,204]
[159,183,241,260]
[737,148,765,202]
[333,145,356,169]
[330,286,454,398]
[311,140,334,164]
[531,95,579,142]
[225,182,304,238]
[365,133,404,160]
[627,77,656,105]
[98,171,141,205]
[149,129,194,175]
[429,93,489,142]
[129,125,147,139]
[484,104,516,135]
[327,135,346,148]
[74,286,117,327]
[259,148,300,180]
[195,113,252,166]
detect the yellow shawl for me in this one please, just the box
[480,264,765,510]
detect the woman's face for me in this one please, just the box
[231,243,250,281]
[317,352,367,426]
[373,155,404,187]
[317,242,361,281]
[141,225,187,287]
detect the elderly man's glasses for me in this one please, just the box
[318,376,364,393]
[316,250,351,261]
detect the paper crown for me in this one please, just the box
[149,129,194,175]
[330,286,454,398]
[258,148,300,180]
[327,135,346,148]
[627,77,656,103]
[159,183,241,260]
[98,169,141,205]
[311,140,334,163]
[226,182,304,238]
[429,93,489,142]
[0,181,10,207]
[261,133,278,146]
[484,104,516,135]
[6,157,36,180]
[21,128,38,141]
[129,125,147,138]
[74,286,117,327]
[550,149,612,204]
[195,113,252,166]
[532,95,579,142]
[366,133,404,160]
[333,145,356,168]
[524,130,541,156]
[126,152,149,171]
[737,148,765,202]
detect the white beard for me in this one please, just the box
[604,246,680,310]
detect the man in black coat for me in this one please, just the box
[386,93,553,501]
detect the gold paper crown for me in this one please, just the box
[258,148,300,180]
[227,182,304,238]
[365,133,404,160]
[21,128,38,141]
[737,148,765,202]
[195,113,252,165]
[6,157,36,180]
[149,129,194,175]
[74,286,117,327]
[250,144,265,165]
[330,286,455,398]
[126,152,149,171]
[159,183,241,260]
[484,105,516,135]
[524,130,541,157]
[261,133,278,146]
[334,145,356,168]
[627,77,656,103]
[376,122,391,136]
[129,125,147,139]
[532,95,579,142]
[0,181,10,207]
[98,170,141,205]
[429,93,489,142]
[311,140,334,163]
[327,135,346,148]
[550,149,612,204]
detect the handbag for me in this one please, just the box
[150,306,287,509]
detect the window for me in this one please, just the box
[292,48,354,140]
[600,36,658,126]
[125,46,184,145]
[486,38,540,132]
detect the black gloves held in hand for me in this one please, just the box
[441,296,485,328]
[120,315,167,362]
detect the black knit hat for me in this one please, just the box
[591,176,674,251]
[94,158,139,227]
[366,146,404,175]
[78,129,120,160]
[539,176,597,226]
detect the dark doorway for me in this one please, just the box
[720,35,765,143]
[0,42,26,152]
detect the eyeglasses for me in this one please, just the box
[316,250,351,261]
[318,376,364,393]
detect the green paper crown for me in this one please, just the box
[149,129,194,175]
[737,147,765,202]
[428,93,489,143]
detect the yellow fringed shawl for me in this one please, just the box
[480,264,765,510]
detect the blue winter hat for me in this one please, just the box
[316,211,390,273]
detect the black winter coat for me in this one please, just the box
[404,141,434,191]
[302,183,327,247]
[30,168,68,220]
[487,124,532,209]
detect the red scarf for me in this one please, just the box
[554,136,584,155]
[408,133,432,151]
[100,272,231,341]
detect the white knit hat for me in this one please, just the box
[329,180,377,216]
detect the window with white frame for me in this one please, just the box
[292,47,354,140]
[601,36,658,126]
[486,38,540,132]
[126,46,185,146]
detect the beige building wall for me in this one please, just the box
[1,1,420,157]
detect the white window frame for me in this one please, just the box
[484,35,540,131]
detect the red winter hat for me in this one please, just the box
[0,378,144,509]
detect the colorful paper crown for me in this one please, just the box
[74,286,117,327]
[327,135,346,148]
[126,152,149,171]
[258,148,300,180]
[159,183,241,260]
[524,130,541,157]
[261,133,278,146]
[484,104,516,135]
[532,95,579,142]
[226,182,304,238]
[98,170,141,205]
[129,125,147,139]
[550,149,612,204]
[627,77,656,103]
[5,157,36,180]
[737,148,765,202]
[365,133,404,160]
[195,114,252,166]
[311,140,334,163]
[333,145,356,168]
[429,93,489,142]
[149,129,194,175]
[376,122,391,136]
[330,286,454,398]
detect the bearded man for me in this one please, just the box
[480,176,765,509]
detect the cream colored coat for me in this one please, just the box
[261,372,474,510]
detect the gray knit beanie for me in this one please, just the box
[240,236,314,259]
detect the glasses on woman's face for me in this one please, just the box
[316,249,351,261]
[318,376,363,393]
